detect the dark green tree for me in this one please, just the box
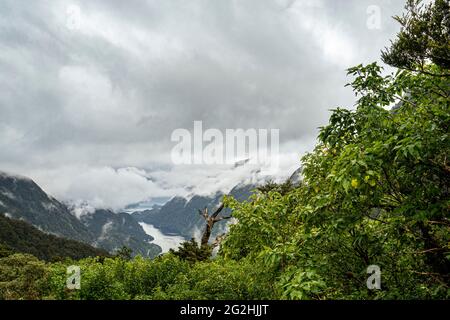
[381,0,450,74]
[169,239,212,263]
[116,246,133,260]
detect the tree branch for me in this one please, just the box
[211,203,225,219]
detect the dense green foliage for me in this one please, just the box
[0,0,448,300]
[169,239,213,263]
[0,254,49,300]
[0,214,110,262]
[0,253,276,300]
[381,0,450,72]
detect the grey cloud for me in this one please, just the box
[0,0,405,207]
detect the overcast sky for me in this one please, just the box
[0,0,406,210]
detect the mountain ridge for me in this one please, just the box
[0,171,161,258]
[0,213,110,261]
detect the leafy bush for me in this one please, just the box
[0,254,49,300]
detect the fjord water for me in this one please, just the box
[139,222,185,253]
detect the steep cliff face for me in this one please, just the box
[0,213,110,261]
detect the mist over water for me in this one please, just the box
[139,222,185,253]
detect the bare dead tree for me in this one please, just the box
[212,233,226,248]
[198,203,231,247]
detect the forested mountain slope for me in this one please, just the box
[0,213,109,261]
